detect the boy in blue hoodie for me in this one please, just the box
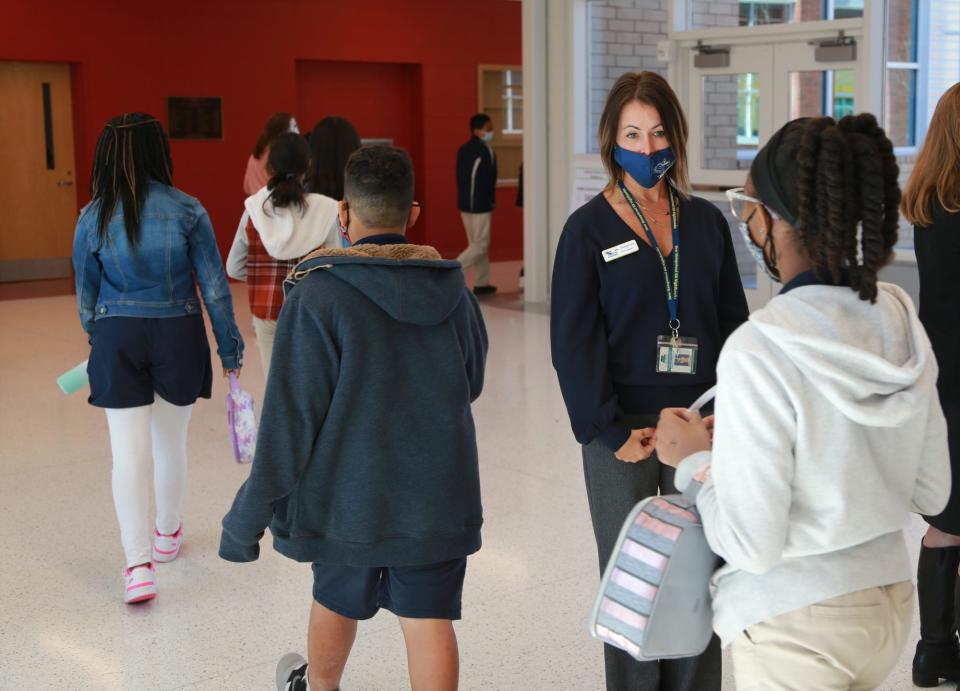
[220,145,488,691]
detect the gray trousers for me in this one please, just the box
[582,413,722,691]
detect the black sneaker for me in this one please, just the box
[473,285,497,296]
[276,653,309,691]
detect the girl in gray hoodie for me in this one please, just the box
[657,114,950,690]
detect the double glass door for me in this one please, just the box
[682,29,868,309]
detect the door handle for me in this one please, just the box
[57,180,74,187]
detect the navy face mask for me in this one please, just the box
[614,145,676,189]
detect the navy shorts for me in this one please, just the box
[88,316,213,408]
[311,558,467,621]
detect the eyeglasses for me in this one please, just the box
[724,187,780,224]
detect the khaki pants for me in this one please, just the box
[252,316,277,377]
[457,211,492,287]
[731,581,914,690]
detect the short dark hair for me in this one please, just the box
[343,146,414,229]
[598,72,690,195]
[470,113,491,132]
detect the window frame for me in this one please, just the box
[477,64,524,186]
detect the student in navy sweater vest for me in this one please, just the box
[550,71,748,691]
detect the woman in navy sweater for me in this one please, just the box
[550,71,748,691]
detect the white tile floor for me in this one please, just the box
[0,279,951,690]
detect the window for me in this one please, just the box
[685,0,863,30]
[740,2,794,26]
[830,0,865,19]
[787,69,856,120]
[832,71,855,118]
[478,65,523,183]
[885,0,920,148]
[737,73,760,145]
[702,73,759,170]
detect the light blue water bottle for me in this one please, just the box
[56,360,89,395]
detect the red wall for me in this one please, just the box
[296,60,427,244]
[1,0,522,261]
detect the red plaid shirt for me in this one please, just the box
[245,220,300,320]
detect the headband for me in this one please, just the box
[750,118,809,229]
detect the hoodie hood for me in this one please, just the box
[244,187,340,260]
[749,282,936,427]
[287,243,468,326]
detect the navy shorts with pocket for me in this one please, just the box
[88,315,213,408]
[311,558,467,621]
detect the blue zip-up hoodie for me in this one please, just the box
[220,241,488,566]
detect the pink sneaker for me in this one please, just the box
[152,525,183,563]
[123,564,157,604]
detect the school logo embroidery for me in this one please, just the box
[654,158,674,178]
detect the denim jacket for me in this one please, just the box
[72,182,244,369]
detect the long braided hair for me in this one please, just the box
[89,113,173,245]
[762,114,900,303]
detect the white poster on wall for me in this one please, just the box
[572,165,607,214]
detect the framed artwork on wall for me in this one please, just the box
[167,97,222,140]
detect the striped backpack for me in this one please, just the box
[589,486,718,661]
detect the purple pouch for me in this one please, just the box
[226,373,257,464]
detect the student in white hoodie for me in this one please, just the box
[227,132,341,374]
[655,114,951,690]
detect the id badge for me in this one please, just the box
[656,335,699,375]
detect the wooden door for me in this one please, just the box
[0,61,77,281]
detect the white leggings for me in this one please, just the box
[105,397,193,567]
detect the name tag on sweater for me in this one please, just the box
[602,240,640,263]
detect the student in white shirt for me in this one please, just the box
[656,114,951,690]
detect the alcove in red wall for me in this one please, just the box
[296,60,427,244]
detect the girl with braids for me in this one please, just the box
[902,82,960,688]
[72,113,244,604]
[655,114,950,689]
[226,132,341,375]
[244,112,299,195]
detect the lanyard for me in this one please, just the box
[618,181,681,336]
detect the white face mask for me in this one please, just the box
[482,130,494,143]
[289,119,300,134]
